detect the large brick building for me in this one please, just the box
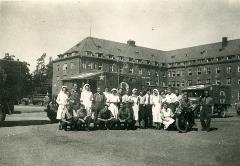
[52,37,240,103]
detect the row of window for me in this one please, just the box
[168,78,240,87]
[59,62,165,76]
[168,65,240,77]
[168,55,240,67]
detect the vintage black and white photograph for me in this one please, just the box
[0,0,240,166]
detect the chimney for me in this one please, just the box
[127,40,136,47]
[222,37,228,48]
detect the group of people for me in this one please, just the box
[55,83,213,132]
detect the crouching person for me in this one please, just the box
[118,102,135,130]
[95,104,119,130]
[75,104,91,131]
[61,104,78,131]
[161,102,175,130]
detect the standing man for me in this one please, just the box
[200,90,214,132]
[138,91,145,128]
[92,87,106,124]
[69,83,80,111]
[143,88,153,128]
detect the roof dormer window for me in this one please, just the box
[86,51,93,56]
[146,60,150,65]
[155,61,159,66]
[97,52,103,58]
[129,57,133,62]
[108,54,114,59]
[118,56,123,61]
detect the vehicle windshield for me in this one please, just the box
[185,90,203,97]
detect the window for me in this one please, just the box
[146,60,151,65]
[168,71,171,78]
[155,71,159,76]
[172,71,176,77]
[188,80,192,86]
[146,81,150,86]
[176,71,181,77]
[147,70,151,76]
[238,65,240,72]
[207,58,214,62]
[227,78,231,85]
[98,63,103,70]
[129,58,133,62]
[238,91,240,101]
[216,67,220,74]
[137,59,142,63]
[188,69,192,76]
[206,67,211,74]
[97,53,103,58]
[63,63,67,74]
[217,57,224,61]
[94,63,97,69]
[162,72,166,78]
[155,62,159,66]
[70,62,75,70]
[180,70,184,76]
[109,65,114,72]
[82,62,87,69]
[176,81,180,87]
[139,69,143,75]
[87,63,93,69]
[86,51,93,56]
[197,80,201,84]
[118,56,123,60]
[119,66,123,73]
[227,55,235,60]
[206,79,210,84]
[56,76,60,82]
[238,79,240,85]
[172,81,176,87]
[129,67,133,74]
[57,65,60,71]
[109,55,114,59]
[197,68,201,75]
[227,66,231,73]
[181,81,185,87]
[216,79,220,85]
[155,81,159,86]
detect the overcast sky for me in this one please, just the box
[1,0,240,72]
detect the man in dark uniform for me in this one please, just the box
[69,83,80,111]
[92,87,106,124]
[118,102,135,130]
[143,88,153,128]
[95,104,119,129]
[200,90,214,132]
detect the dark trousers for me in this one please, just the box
[95,118,119,129]
[200,109,211,130]
[145,105,153,128]
[61,117,78,130]
[139,104,146,127]
[76,117,91,129]
[119,119,135,129]
[93,106,103,123]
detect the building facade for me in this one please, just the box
[52,37,240,103]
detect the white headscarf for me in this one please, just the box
[82,84,90,91]
[153,89,159,96]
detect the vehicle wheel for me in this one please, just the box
[0,106,6,121]
[218,108,227,118]
[176,115,190,133]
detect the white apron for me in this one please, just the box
[152,95,162,123]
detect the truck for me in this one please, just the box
[0,59,24,121]
[182,84,231,118]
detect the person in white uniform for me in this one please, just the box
[129,88,140,124]
[80,84,93,117]
[161,102,175,130]
[152,89,163,129]
[103,87,111,106]
[56,86,69,130]
[108,88,120,118]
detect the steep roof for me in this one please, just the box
[64,37,166,62]
[165,39,240,63]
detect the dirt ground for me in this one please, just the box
[0,105,240,166]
